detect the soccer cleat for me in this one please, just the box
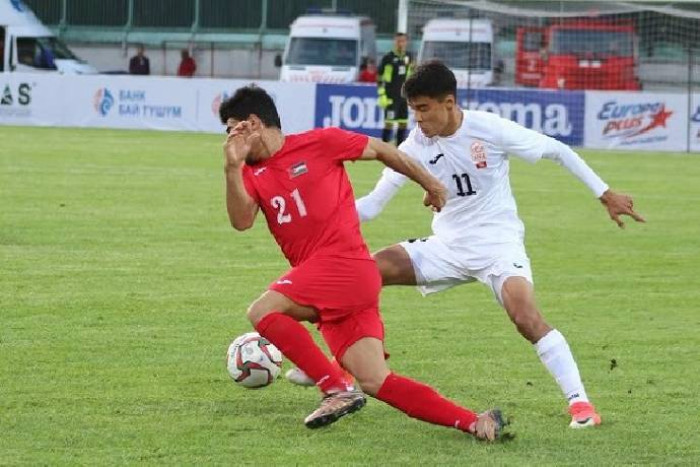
[285,367,316,387]
[304,390,366,429]
[471,409,508,442]
[568,401,602,428]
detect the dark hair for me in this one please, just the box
[394,32,407,38]
[219,85,281,129]
[403,61,457,101]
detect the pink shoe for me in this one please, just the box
[569,401,602,428]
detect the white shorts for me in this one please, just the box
[399,236,533,306]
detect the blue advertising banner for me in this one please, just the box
[315,84,585,146]
[460,88,585,146]
[315,83,385,138]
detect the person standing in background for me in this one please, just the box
[129,44,150,75]
[359,58,378,83]
[177,49,196,77]
[377,33,413,146]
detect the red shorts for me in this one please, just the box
[269,256,385,360]
[318,306,385,361]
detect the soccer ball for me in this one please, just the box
[226,332,283,388]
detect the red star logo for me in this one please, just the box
[631,105,673,137]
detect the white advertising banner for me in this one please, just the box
[196,79,316,134]
[584,91,689,151]
[0,73,315,135]
[0,73,67,126]
[690,94,700,153]
[68,75,200,131]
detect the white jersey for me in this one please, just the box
[357,110,608,269]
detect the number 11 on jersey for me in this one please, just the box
[452,173,477,197]
[271,188,308,224]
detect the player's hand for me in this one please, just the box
[423,183,448,212]
[223,121,260,169]
[599,189,645,228]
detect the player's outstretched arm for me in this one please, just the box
[223,124,259,231]
[359,137,447,212]
[538,140,645,229]
[495,115,645,229]
[355,168,406,221]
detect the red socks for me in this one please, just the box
[255,312,348,393]
[376,373,478,432]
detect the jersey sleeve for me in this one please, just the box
[491,113,609,197]
[318,127,369,162]
[354,136,416,221]
[378,54,389,84]
[355,166,407,221]
[489,113,549,164]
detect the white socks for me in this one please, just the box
[535,329,589,405]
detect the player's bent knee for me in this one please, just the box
[373,246,416,286]
[509,307,550,342]
[354,373,388,396]
[246,301,273,326]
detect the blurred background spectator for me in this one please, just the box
[129,44,150,75]
[177,49,196,77]
[359,58,378,83]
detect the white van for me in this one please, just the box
[418,18,495,88]
[1,0,97,74]
[278,14,376,83]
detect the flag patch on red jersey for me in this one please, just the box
[470,141,487,169]
[288,161,308,178]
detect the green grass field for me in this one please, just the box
[2,126,700,465]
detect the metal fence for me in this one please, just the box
[24,0,400,33]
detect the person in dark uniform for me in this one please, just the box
[377,32,413,146]
[129,44,150,75]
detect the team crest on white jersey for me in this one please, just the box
[470,141,487,169]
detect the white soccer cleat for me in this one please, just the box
[285,367,315,387]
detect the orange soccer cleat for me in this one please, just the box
[568,401,602,428]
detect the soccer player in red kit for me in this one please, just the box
[220,85,507,441]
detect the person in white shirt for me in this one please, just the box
[289,61,644,429]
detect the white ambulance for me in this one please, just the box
[1,0,97,74]
[278,14,376,83]
[418,18,495,88]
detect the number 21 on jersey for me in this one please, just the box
[270,188,307,224]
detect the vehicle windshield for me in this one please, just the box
[550,29,634,57]
[421,41,492,70]
[522,31,543,52]
[17,36,79,69]
[286,37,358,67]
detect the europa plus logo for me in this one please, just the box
[597,100,673,139]
[93,88,114,116]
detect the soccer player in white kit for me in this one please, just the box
[287,61,644,428]
[358,61,645,428]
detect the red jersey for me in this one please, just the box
[177,57,196,77]
[242,127,370,266]
[359,69,377,83]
